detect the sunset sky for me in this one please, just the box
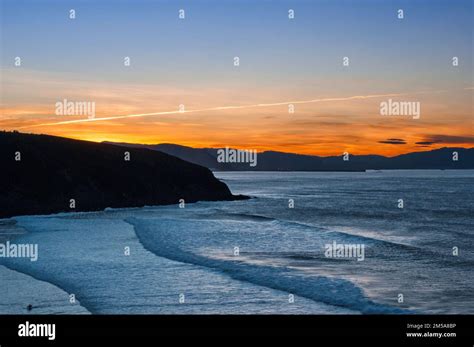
[1,0,472,156]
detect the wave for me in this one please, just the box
[0,264,90,314]
[230,215,474,266]
[211,212,276,222]
[192,210,473,265]
[127,217,408,314]
[5,215,355,314]
[191,210,421,251]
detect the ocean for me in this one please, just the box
[1,170,473,314]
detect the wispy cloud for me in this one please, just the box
[19,91,443,129]
[421,135,474,144]
[378,138,407,145]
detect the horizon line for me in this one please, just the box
[3,130,472,159]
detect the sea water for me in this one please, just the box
[1,170,473,314]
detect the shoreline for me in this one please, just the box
[0,265,90,315]
[3,169,474,220]
[0,221,90,315]
[0,194,250,220]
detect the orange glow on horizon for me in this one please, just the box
[1,87,472,157]
[2,125,472,157]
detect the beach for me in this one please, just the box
[0,220,89,314]
[1,170,473,314]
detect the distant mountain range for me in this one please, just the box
[0,132,246,218]
[104,142,474,171]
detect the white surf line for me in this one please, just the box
[18,90,445,129]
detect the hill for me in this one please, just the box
[0,132,247,218]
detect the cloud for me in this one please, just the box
[415,141,436,145]
[18,92,413,129]
[378,138,406,145]
[420,135,474,144]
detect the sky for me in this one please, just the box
[1,0,473,156]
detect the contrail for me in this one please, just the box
[17,91,443,129]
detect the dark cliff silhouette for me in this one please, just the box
[105,142,474,171]
[0,132,247,218]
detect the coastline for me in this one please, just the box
[1,170,473,313]
[0,219,90,314]
[0,193,250,220]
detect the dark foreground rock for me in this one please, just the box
[0,131,248,218]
